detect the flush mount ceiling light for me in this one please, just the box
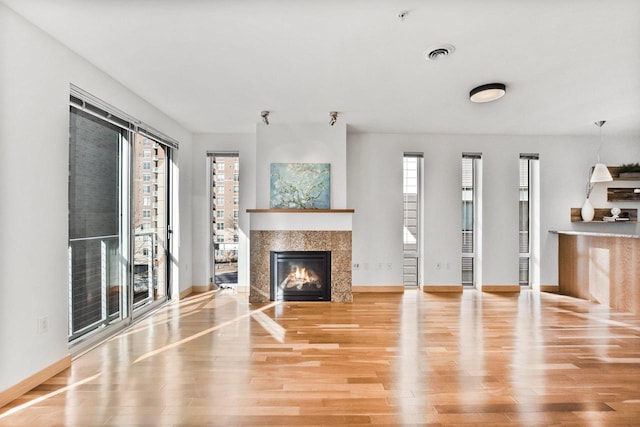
[329,111,339,126]
[469,83,506,103]
[261,110,269,125]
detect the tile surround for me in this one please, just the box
[250,230,352,303]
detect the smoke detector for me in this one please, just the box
[424,44,455,61]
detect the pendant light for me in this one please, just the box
[589,121,613,183]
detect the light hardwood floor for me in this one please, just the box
[1,289,639,426]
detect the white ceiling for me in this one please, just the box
[3,0,640,136]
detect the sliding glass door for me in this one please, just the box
[132,134,169,311]
[68,88,176,343]
[68,107,129,339]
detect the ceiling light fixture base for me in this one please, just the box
[469,83,506,103]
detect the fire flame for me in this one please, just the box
[293,266,310,281]
[280,265,322,289]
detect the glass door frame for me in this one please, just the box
[130,137,172,319]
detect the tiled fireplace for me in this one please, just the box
[248,211,353,303]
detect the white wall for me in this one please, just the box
[191,134,256,289]
[348,133,640,288]
[256,123,347,209]
[0,4,192,392]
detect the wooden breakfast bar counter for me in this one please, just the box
[556,231,640,315]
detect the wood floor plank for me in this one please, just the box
[1,289,640,426]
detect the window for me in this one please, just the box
[209,152,240,288]
[462,153,482,287]
[403,153,422,287]
[143,185,151,194]
[143,150,151,158]
[143,174,151,182]
[142,248,149,256]
[143,210,151,218]
[519,154,539,287]
[143,162,151,170]
[141,222,150,230]
[143,138,151,147]
[233,173,239,182]
[143,197,151,206]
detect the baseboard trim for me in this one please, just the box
[192,284,212,294]
[540,285,559,293]
[482,285,521,293]
[352,285,404,293]
[0,354,71,409]
[423,285,463,293]
[179,287,193,299]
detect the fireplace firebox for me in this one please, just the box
[270,251,331,301]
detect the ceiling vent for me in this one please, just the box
[424,44,455,61]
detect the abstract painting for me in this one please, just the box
[270,163,330,209]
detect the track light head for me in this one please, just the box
[261,110,270,125]
[329,111,338,126]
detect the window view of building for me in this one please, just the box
[132,135,167,308]
[211,153,239,287]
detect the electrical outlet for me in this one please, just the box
[436,262,442,270]
[353,263,360,270]
[38,316,49,334]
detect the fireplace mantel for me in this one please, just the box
[248,209,354,231]
[247,209,354,213]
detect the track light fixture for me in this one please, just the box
[261,110,270,125]
[329,111,338,126]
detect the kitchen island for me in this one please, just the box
[555,231,640,315]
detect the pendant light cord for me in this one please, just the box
[595,120,606,162]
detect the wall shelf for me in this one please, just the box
[606,166,640,181]
[571,208,638,223]
[607,188,640,202]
